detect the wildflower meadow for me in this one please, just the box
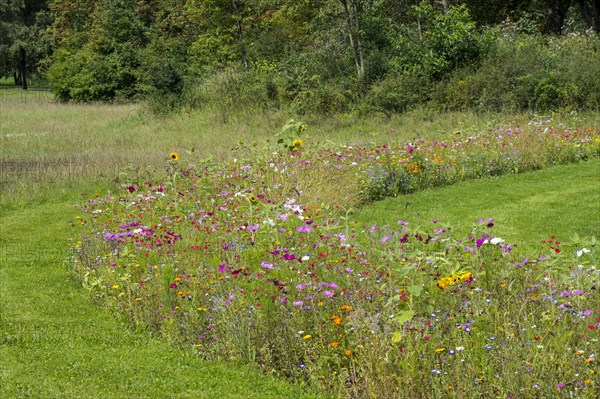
[70,121,599,398]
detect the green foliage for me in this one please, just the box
[48,0,145,101]
[405,3,491,80]
[437,31,600,112]
[0,0,53,86]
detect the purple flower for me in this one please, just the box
[297,225,312,233]
[261,261,274,270]
[380,234,391,244]
[296,283,307,291]
[397,220,409,226]
[284,253,295,261]
[247,224,260,231]
[292,300,304,307]
[218,264,230,273]
[518,257,529,267]
[324,291,335,298]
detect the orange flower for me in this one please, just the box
[345,350,352,356]
[331,342,339,348]
[331,315,342,326]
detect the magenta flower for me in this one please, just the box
[284,253,295,261]
[324,290,335,298]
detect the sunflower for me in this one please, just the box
[169,152,179,161]
[249,194,258,204]
[292,138,304,149]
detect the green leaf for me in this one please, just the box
[391,331,402,343]
[396,309,415,324]
[408,284,424,297]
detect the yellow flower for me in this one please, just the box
[458,272,472,281]
[436,276,454,290]
[436,348,446,353]
[249,194,258,204]
[303,334,312,340]
[292,138,303,148]
[170,152,179,161]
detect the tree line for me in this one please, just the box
[1,1,599,114]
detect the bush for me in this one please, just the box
[362,72,432,115]
[436,32,600,112]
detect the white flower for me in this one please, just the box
[483,237,505,245]
[577,248,590,257]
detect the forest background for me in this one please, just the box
[1,0,599,116]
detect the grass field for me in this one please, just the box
[1,90,599,398]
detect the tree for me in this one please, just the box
[48,0,146,101]
[577,0,599,32]
[0,0,52,89]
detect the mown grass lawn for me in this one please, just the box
[352,158,600,252]
[0,201,328,399]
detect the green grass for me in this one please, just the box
[351,159,600,250]
[1,92,598,398]
[0,202,328,399]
